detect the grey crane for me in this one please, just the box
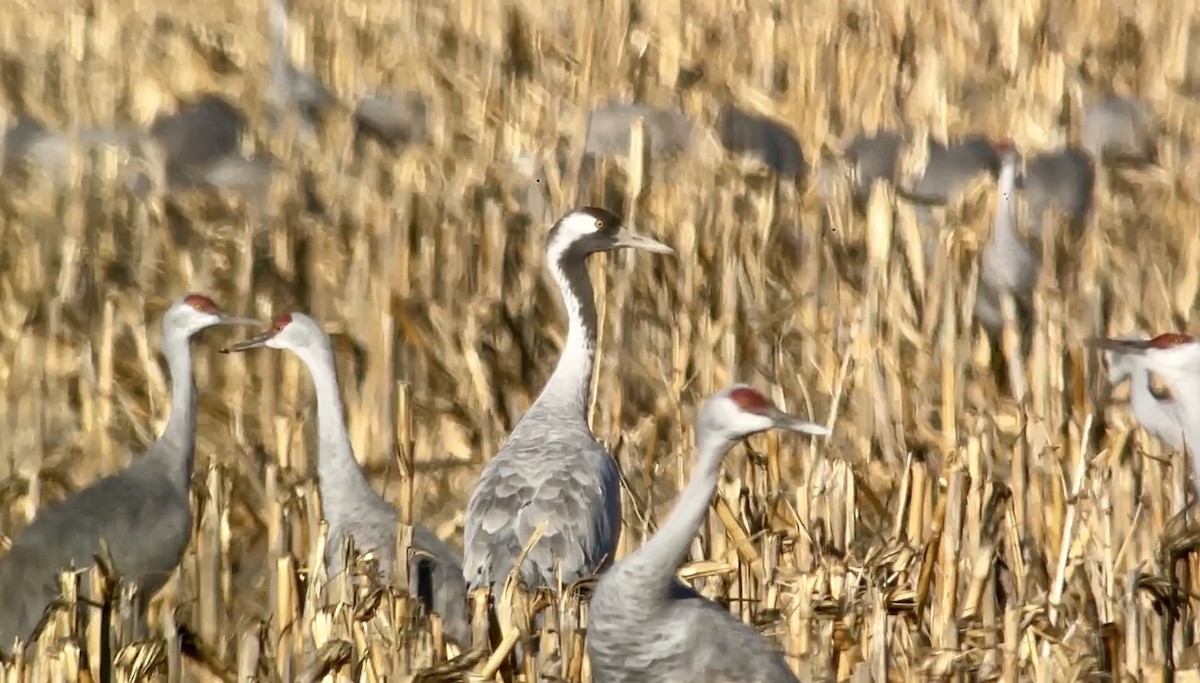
[1090,334,1200,493]
[829,130,1000,216]
[1081,93,1158,167]
[581,103,695,162]
[841,129,903,209]
[1019,147,1095,240]
[713,103,807,180]
[353,92,430,153]
[973,140,1039,336]
[221,312,469,648]
[1,95,275,198]
[1100,335,1185,453]
[149,93,277,195]
[0,294,257,655]
[462,207,674,596]
[588,384,828,683]
[904,134,1002,207]
[267,0,335,144]
[0,114,152,193]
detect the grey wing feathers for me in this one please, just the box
[463,438,621,590]
[0,544,58,654]
[0,469,191,651]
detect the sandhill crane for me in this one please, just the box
[906,134,1001,207]
[353,92,430,152]
[1082,94,1158,167]
[1091,334,1200,492]
[831,130,999,215]
[221,312,469,647]
[0,294,258,655]
[149,94,276,195]
[588,384,828,683]
[1,95,276,198]
[462,207,673,597]
[581,103,695,162]
[714,103,807,180]
[973,140,1039,336]
[267,0,334,143]
[1019,147,1095,239]
[1096,335,1187,453]
[842,129,902,209]
[0,115,151,193]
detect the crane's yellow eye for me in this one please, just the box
[595,219,605,229]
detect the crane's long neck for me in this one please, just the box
[528,249,597,422]
[268,0,291,88]
[296,345,384,527]
[990,155,1021,247]
[616,429,730,598]
[1173,381,1200,492]
[158,331,198,493]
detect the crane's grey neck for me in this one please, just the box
[989,156,1021,247]
[615,427,730,598]
[159,329,198,493]
[294,344,384,531]
[527,247,598,421]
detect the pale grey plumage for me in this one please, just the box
[0,115,152,193]
[462,207,674,595]
[1091,335,1200,493]
[582,103,694,160]
[1020,147,1095,240]
[149,94,276,195]
[0,295,257,656]
[588,385,828,683]
[974,143,1039,335]
[833,130,999,217]
[714,103,806,179]
[842,129,903,209]
[1082,94,1158,167]
[1102,336,1185,453]
[908,134,1001,205]
[221,312,469,648]
[267,0,335,143]
[353,92,430,152]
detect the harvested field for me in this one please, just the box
[2,0,1200,680]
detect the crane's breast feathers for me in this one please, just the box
[463,449,621,585]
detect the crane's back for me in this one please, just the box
[0,461,191,651]
[588,576,798,683]
[463,415,621,590]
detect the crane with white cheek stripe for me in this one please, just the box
[461,207,674,611]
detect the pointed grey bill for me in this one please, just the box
[766,407,831,437]
[612,226,675,255]
[221,329,276,354]
[1086,337,1152,356]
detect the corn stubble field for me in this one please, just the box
[3,0,1200,680]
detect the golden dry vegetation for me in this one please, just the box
[2,0,1200,680]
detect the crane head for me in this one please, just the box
[1089,333,1200,386]
[221,312,329,353]
[700,384,830,444]
[990,138,1020,164]
[165,293,259,338]
[546,207,674,262]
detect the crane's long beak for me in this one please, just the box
[221,329,276,354]
[216,313,262,327]
[768,407,831,437]
[612,226,675,255]
[1086,337,1152,356]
